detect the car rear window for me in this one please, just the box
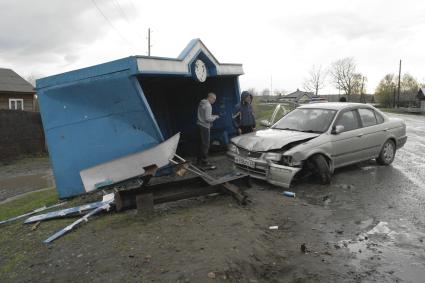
[358,108,377,127]
[335,110,360,132]
[375,111,385,124]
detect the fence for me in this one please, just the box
[0,110,46,160]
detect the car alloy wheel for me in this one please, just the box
[383,141,394,163]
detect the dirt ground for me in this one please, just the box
[1,113,425,282]
[0,157,54,203]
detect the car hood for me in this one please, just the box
[231,128,320,152]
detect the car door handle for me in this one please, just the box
[357,133,364,137]
[383,128,389,132]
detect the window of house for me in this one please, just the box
[9,98,24,110]
[358,108,377,127]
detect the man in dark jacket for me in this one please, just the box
[233,91,256,134]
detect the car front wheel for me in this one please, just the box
[376,139,395,165]
[311,155,331,185]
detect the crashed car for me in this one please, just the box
[227,103,407,187]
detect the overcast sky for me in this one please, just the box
[1,0,424,94]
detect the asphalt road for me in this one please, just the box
[297,112,425,282]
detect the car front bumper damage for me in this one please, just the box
[227,152,301,188]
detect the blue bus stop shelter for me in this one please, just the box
[36,39,244,198]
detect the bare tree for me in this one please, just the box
[375,74,397,107]
[246,88,258,96]
[303,65,326,95]
[351,73,366,95]
[261,88,270,96]
[329,58,357,100]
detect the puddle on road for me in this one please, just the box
[338,221,425,282]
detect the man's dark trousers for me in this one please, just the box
[197,125,210,164]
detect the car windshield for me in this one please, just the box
[272,108,337,133]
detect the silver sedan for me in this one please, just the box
[227,103,407,188]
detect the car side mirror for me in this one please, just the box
[332,125,345,134]
[260,120,272,127]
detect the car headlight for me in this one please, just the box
[281,155,293,166]
[228,143,238,153]
[264,152,282,161]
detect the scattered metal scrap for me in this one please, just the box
[0,202,66,226]
[25,193,114,224]
[43,194,114,244]
[39,159,249,243]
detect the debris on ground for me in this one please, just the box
[43,194,115,244]
[323,195,331,205]
[31,221,41,231]
[282,191,296,198]
[0,202,66,226]
[207,272,216,279]
[3,150,250,244]
[25,194,114,224]
[269,226,278,230]
[366,221,391,235]
[300,243,307,253]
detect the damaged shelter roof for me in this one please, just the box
[37,38,244,89]
[0,68,35,93]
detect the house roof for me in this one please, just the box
[0,68,35,93]
[282,89,314,100]
[418,88,425,100]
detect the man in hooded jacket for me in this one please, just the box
[233,91,256,135]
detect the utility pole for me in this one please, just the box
[397,59,401,107]
[147,28,151,56]
[360,76,365,103]
[270,75,273,96]
[393,85,396,108]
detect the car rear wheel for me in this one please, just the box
[311,155,331,185]
[376,139,395,165]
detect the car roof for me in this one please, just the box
[298,102,372,111]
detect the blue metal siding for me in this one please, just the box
[38,70,163,198]
[210,76,240,143]
[36,57,138,89]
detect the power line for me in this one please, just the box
[127,0,139,15]
[112,0,132,23]
[112,0,146,41]
[90,0,135,48]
